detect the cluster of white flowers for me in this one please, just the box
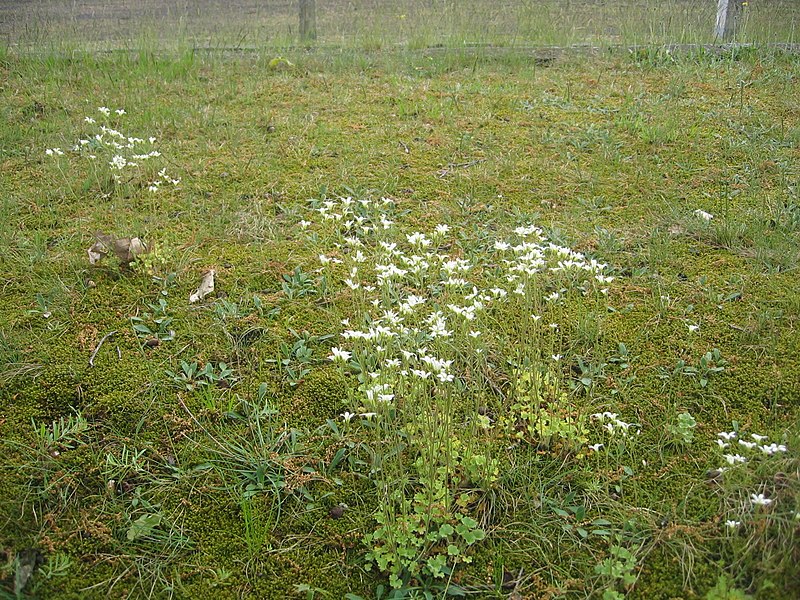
[714,431,788,467]
[296,195,615,423]
[46,106,179,193]
[590,411,640,437]
[714,429,789,528]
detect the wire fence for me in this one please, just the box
[1,0,798,51]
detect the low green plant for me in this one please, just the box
[671,348,728,388]
[34,413,89,453]
[667,411,697,446]
[595,544,638,599]
[504,365,589,453]
[165,360,236,391]
[705,574,754,600]
[281,266,323,300]
[131,298,175,342]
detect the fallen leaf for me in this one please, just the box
[190,269,215,303]
[88,233,148,265]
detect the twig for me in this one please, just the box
[89,331,117,367]
[437,158,486,178]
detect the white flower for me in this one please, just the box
[738,440,756,450]
[359,412,377,419]
[328,347,352,362]
[717,431,737,441]
[84,116,96,124]
[725,520,741,528]
[750,493,772,506]
[494,241,510,251]
[723,454,747,465]
[407,232,431,247]
[688,324,700,333]
[589,443,604,452]
[299,220,311,229]
[751,433,768,442]
[551,354,562,361]
[759,443,787,456]
[434,224,450,236]
[109,155,127,169]
[549,323,559,329]
[98,106,111,115]
[694,209,714,221]
[469,330,481,338]
[115,108,126,115]
[341,411,356,422]
[716,439,730,449]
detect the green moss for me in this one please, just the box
[630,546,719,600]
[284,367,349,427]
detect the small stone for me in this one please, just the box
[328,504,346,519]
[501,569,516,590]
[705,469,723,485]
[145,337,160,348]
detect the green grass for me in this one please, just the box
[1,37,799,600]
[2,0,799,52]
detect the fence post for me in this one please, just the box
[300,0,317,41]
[715,0,743,41]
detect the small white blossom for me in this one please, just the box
[328,347,352,362]
[750,493,772,506]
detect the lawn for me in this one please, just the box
[0,36,799,600]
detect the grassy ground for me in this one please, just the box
[1,41,799,599]
[2,0,799,51]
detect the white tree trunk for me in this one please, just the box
[715,0,743,41]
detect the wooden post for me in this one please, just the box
[715,0,743,41]
[299,0,317,41]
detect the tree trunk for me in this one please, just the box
[715,0,744,41]
[300,0,317,41]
